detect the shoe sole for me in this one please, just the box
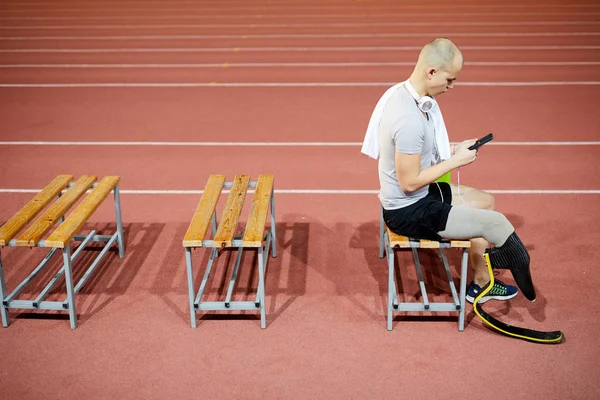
[466,292,518,304]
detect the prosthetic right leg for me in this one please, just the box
[486,231,536,301]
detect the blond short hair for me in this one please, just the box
[418,38,463,71]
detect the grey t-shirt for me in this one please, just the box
[378,86,438,210]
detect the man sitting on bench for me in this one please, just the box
[364,38,536,304]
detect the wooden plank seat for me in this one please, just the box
[379,208,471,332]
[0,175,125,329]
[183,174,276,329]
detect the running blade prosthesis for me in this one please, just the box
[472,253,564,344]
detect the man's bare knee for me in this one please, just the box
[452,184,495,210]
[470,237,488,247]
[471,191,495,210]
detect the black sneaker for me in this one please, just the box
[466,280,518,304]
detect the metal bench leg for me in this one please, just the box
[439,248,461,310]
[114,185,126,259]
[412,248,430,310]
[270,191,277,258]
[184,248,197,328]
[195,249,218,306]
[379,208,385,258]
[225,246,244,308]
[0,251,10,327]
[458,248,469,331]
[257,247,267,328]
[387,245,395,331]
[62,245,78,330]
[211,214,219,259]
[211,213,217,236]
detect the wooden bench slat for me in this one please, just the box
[14,175,98,247]
[242,174,274,247]
[182,174,226,248]
[386,226,470,249]
[450,240,471,248]
[212,175,250,248]
[419,239,441,249]
[0,174,74,246]
[44,176,120,248]
[387,229,411,248]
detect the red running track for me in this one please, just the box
[1,1,600,399]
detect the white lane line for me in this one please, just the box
[0,141,365,146]
[2,32,600,40]
[1,21,599,30]
[2,45,598,53]
[0,12,599,21]
[478,141,600,145]
[1,82,600,88]
[0,189,598,195]
[2,3,600,12]
[1,1,598,8]
[1,142,599,146]
[1,61,598,68]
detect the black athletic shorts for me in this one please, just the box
[382,182,453,241]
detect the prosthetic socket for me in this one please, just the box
[485,232,536,301]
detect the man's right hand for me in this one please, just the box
[451,139,478,167]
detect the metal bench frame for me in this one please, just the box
[0,176,125,329]
[379,208,469,331]
[184,176,276,329]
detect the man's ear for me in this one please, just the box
[426,67,437,79]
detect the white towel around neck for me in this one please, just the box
[360,80,451,161]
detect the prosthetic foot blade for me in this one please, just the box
[472,253,564,344]
[475,303,564,344]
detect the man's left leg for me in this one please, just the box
[449,183,518,303]
[449,183,493,286]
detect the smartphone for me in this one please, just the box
[468,133,494,151]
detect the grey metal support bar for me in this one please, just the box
[0,252,9,327]
[62,245,78,329]
[4,247,59,306]
[114,185,125,258]
[184,248,197,328]
[197,301,259,311]
[211,213,219,258]
[211,213,217,236]
[387,236,395,331]
[439,248,461,309]
[70,233,118,295]
[270,190,277,258]
[387,231,399,309]
[257,247,267,329]
[73,234,114,242]
[225,246,244,307]
[254,233,272,306]
[411,248,430,310]
[6,300,68,310]
[34,230,97,306]
[194,248,218,305]
[393,303,460,312]
[379,207,385,258]
[458,249,469,331]
[8,239,48,248]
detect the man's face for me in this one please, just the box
[427,56,463,97]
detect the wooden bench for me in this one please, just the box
[183,174,276,329]
[0,174,125,329]
[379,208,470,331]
